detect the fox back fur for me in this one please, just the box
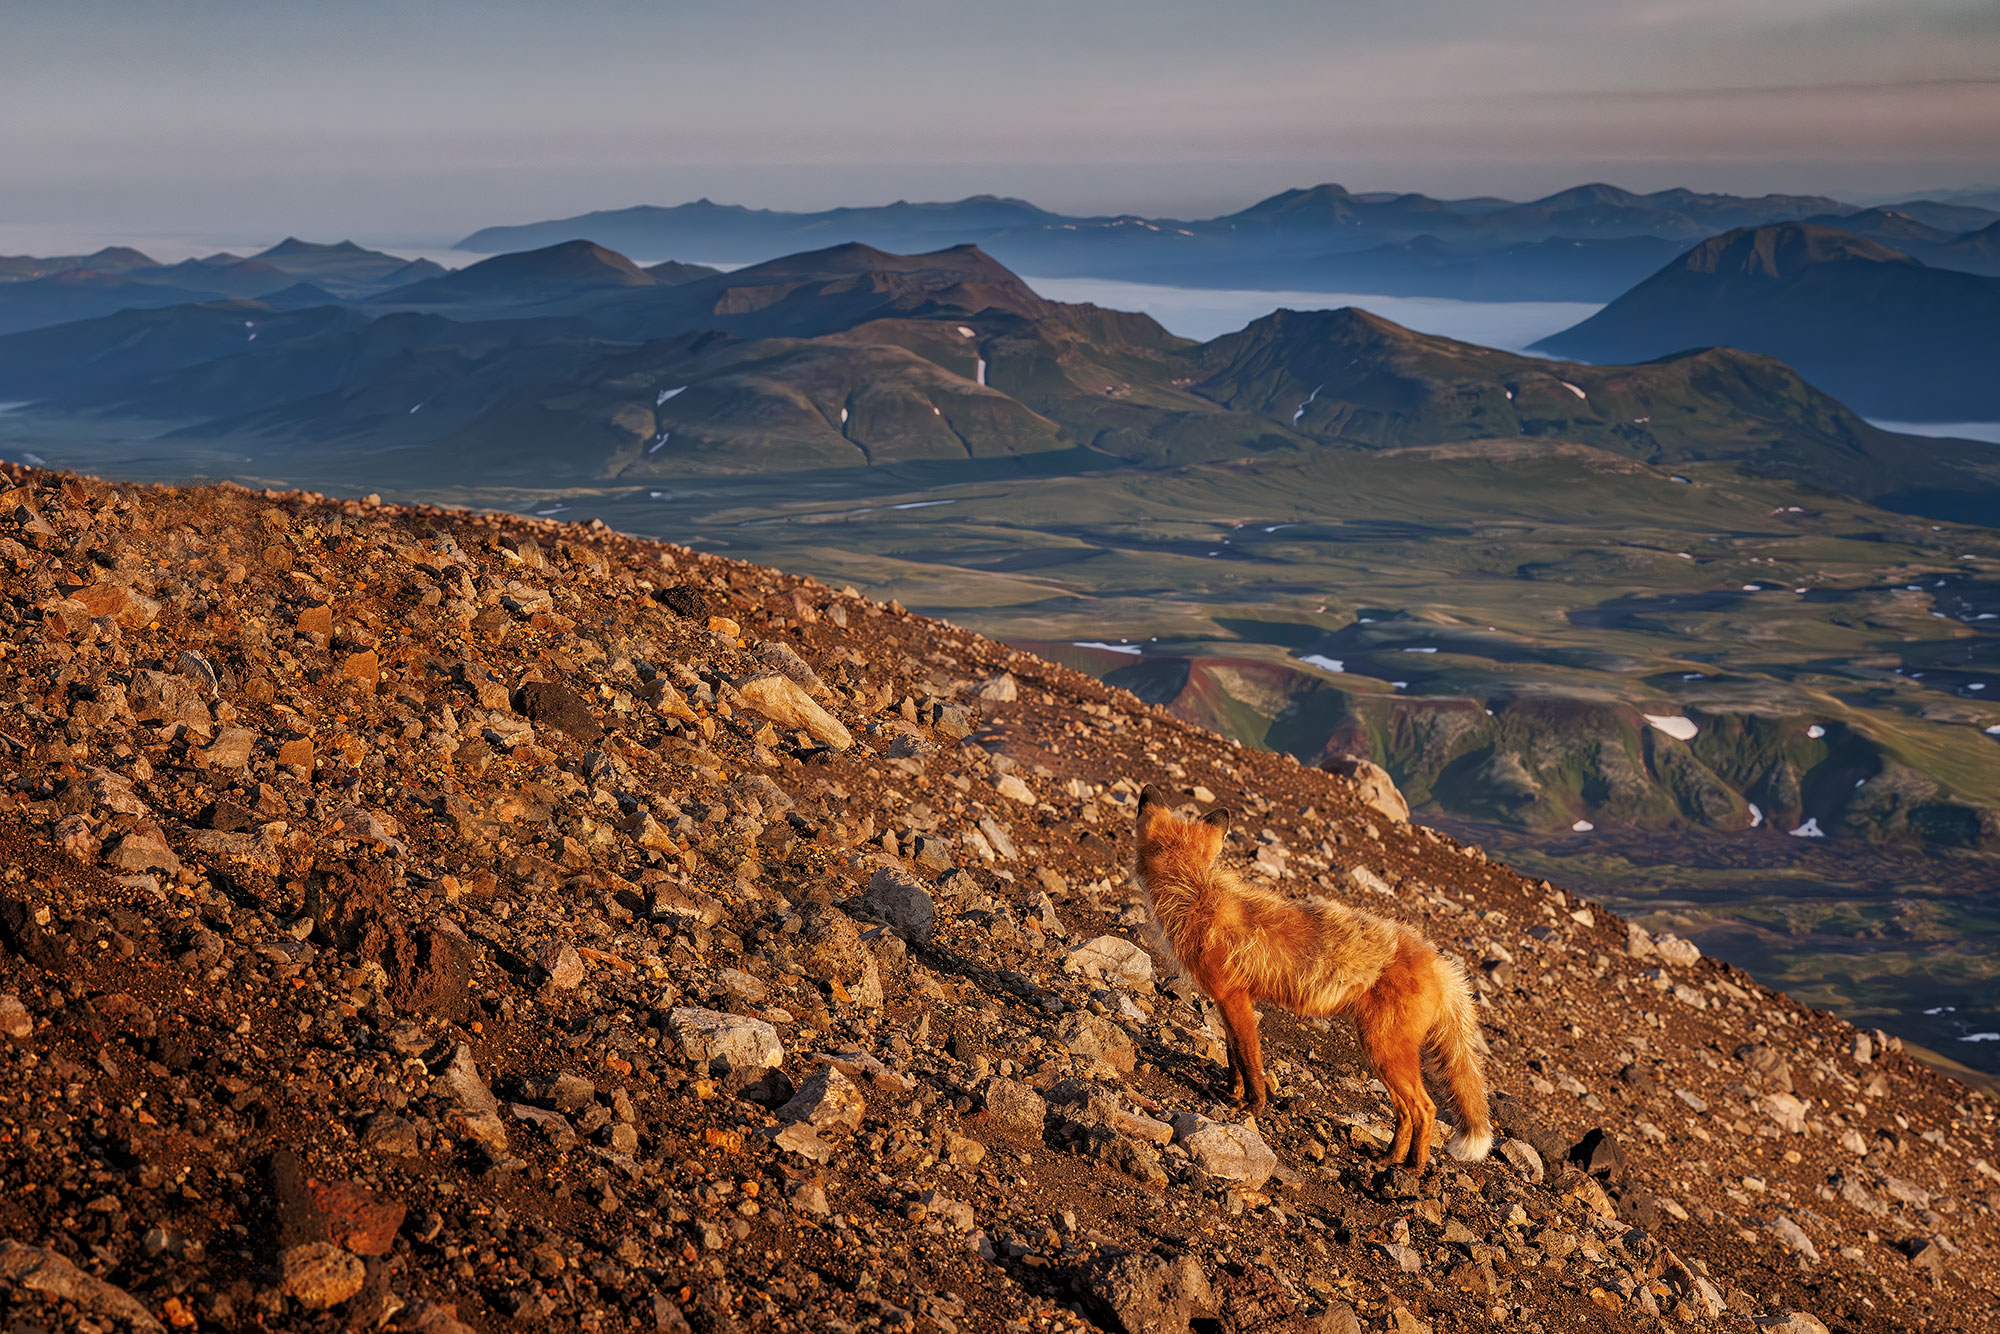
[1134,784,1492,1170]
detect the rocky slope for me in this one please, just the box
[0,464,1996,1334]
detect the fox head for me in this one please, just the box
[1136,783,1231,866]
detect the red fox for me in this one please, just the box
[1133,784,1492,1171]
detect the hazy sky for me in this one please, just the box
[4,0,1997,251]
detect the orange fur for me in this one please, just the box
[1133,784,1492,1170]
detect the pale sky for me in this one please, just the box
[3,0,1997,252]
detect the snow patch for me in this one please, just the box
[1788,817,1824,839]
[1075,641,1143,656]
[656,386,686,405]
[1747,803,1763,829]
[1806,725,1825,739]
[1299,655,1345,673]
[957,325,976,337]
[1643,714,1699,741]
[1292,384,1323,426]
[1560,381,1587,400]
[648,432,671,455]
[1403,646,1438,654]
[1963,1033,2000,1043]
[889,500,955,510]
[1571,820,1594,832]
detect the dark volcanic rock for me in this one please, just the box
[515,680,603,742]
[302,862,472,1020]
[653,584,711,618]
[0,892,63,971]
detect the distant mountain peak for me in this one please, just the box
[1682,222,1920,278]
[1534,183,1647,208]
[257,237,373,259]
[1229,184,1358,219]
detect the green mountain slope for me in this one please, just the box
[10,240,1994,520]
[1535,222,2000,419]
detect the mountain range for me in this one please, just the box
[452,182,2000,301]
[2,236,1990,516]
[0,238,446,336]
[1535,223,2000,421]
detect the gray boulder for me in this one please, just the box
[855,862,935,946]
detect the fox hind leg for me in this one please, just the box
[1360,1013,1437,1171]
[1216,990,1268,1115]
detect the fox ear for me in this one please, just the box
[1137,784,1165,811]
[1201,807,1231,829]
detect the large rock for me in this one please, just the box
[103,825,181,875]
[974,673,1018,702]
[1502,1138,1545,1183]
[666,1007,784,1072]
[796,904,883,1008]
[0,1239,165,1332]
[1171,1113,1278,1188]
[994,772,1036,804]
[854,862,935,946]
[304,864,474,1022]
[279,1241,367,1310]
[537,940,586,990]
[1046,1080,1174,1144]
[438,1045,510,1154]
[754,640,830,698]
[734,672,852,749]
[982,1076,1047,1138]
[1653,933,1702,967]
[199,725,258,769]
[0,994,31,1040]
[1767,1214,1821,1264]
[1082,1251,1212,1334]
[515,681,602,742]
[1765,1092,1809,1135]
[1064,935,1154,988]
[776,1066,867,1132]
[1322,754,1409,823]
[1753,1316,1830,1334]
[1056,1011,1137,1074]
[127,668,213,738]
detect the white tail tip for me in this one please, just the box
[1447,1128,1494,1163]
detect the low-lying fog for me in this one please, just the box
[1022,274,1602,352]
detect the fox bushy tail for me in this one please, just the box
[1430,956,1494,1162]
